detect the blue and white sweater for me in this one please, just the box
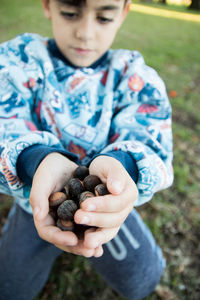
[0,33,173,213]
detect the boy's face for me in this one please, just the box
[42,0,130,67]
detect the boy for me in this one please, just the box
[0,0,173,299]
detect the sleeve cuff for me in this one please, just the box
[16,144,79,185]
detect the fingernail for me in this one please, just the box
[112,180,123,193]
[95,248,104,257]
[80,216,90,225]
[93,241,100,248]
[86,204,96,212]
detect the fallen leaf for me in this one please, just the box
[169,90,178,98]
[155,285,179,300]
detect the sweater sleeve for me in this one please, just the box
[0,34,74,212]
[17,145,138,186]
[16,144,79,185]
[99,51,173,206]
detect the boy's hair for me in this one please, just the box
[55,0,129,7]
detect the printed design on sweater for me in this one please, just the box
[128,73,144,92]
[0,33,173,213]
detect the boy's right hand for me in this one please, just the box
[29,153,103,258]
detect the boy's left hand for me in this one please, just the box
[74,155,138,252]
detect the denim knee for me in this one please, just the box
[123,255,166,300]
[92,242,166,300]
[117,228,166,299]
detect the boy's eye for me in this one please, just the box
[60,11,79,19]
[97,16,113,24]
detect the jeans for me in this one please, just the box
[0,203,165,300]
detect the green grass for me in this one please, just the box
[0,1,200,299]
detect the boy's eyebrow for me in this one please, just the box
[96,5,120,11]
[55,0,80,6]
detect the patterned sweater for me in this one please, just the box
[0,33,173,213]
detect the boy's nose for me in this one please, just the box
[75,17,94,42]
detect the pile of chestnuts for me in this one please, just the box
[48,166,109,238]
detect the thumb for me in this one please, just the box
[29,178,50,221]
[106,165,125,195]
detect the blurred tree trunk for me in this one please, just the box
[189,0,200,10]
[158,0,167,4]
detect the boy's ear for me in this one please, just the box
[120,1,131,25]
[41,0,51,19]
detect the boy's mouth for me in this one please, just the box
[73,48,93,55]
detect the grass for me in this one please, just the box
[131,3,200,23]
[0,1,200,299]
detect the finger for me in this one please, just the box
[84,227,120,249]
[34,214,78,246]
[29,153,77,221]
[29,169,55,221]
[106,171,125,195]
[81,190,135,213]
[75,206,132,228]
[29,185,50,221]
[54,241,96,257]
[89,156,126,195]
[93,245,104,257]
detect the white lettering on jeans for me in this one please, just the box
[106,235,127,261]
[106,223,140,261]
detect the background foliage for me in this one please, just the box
[0,1,200,299]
